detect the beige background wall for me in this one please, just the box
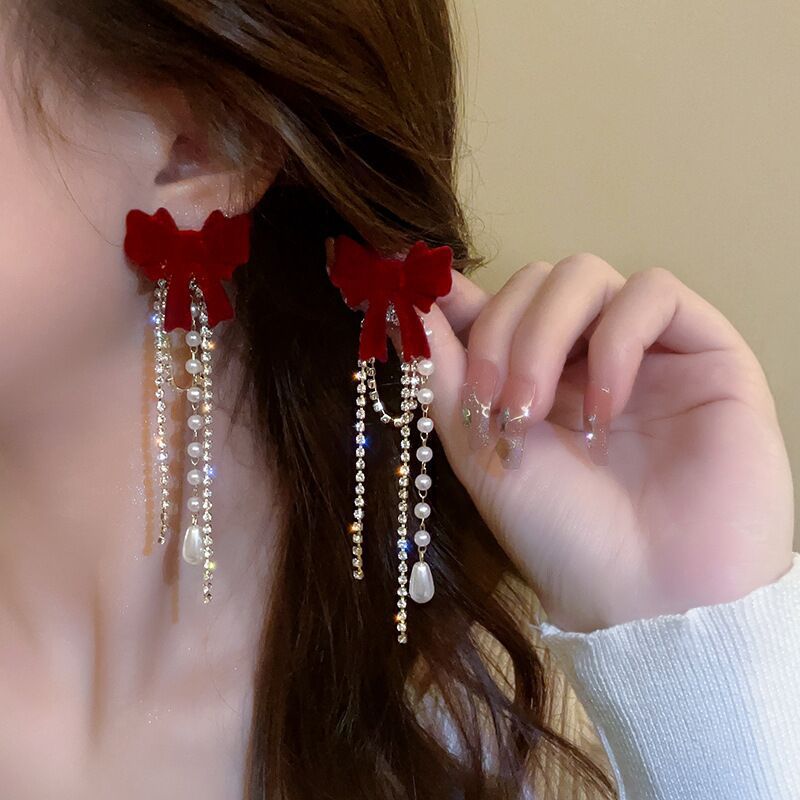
[455,0,800,541]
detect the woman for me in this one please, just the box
[1,1,797,798]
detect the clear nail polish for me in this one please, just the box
[583,379,611,466]
[460,358,499,450]
[495,376,536,470]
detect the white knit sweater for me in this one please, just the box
[531,551,800,799]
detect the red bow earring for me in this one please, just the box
[125,207,252,604]
[328,234,453,644]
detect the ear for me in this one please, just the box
[138,86,282,227]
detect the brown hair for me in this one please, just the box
[14,2,614,798]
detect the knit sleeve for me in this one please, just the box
[531,552,800,799]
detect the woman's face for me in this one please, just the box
[0,46,161,427]
[0,32,240,428]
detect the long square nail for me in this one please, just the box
[496,376,536,470]
[460,358,499,450]
[583,379,611,466]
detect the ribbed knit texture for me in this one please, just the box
[532,552,800,799]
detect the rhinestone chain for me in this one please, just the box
[153,280,171,545]
[150,281,217,603]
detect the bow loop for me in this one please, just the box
[329,235,453,362]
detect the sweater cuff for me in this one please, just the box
[532,552,800,799]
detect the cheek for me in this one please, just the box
[0,90,150,413]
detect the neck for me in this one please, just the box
[0,317,277,737]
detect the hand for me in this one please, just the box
[422,253,795,633]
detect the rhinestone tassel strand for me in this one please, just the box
[352,348,436,644]
[152,280,217,603]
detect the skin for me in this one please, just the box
[425,263,794,633]
[0,17,795,800]
[0,34,276,799]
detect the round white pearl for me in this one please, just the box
[416,446,433,463]
[187,441,203,459]
[188,415,204,431]
[414,530,431,547]
[417,417,434,434]
[416,359,435,377]
[187,469,203,486]
[417,387,434,405]
[185,358,202,375]
[187,386,203,404]
[190,303,200,318]
[187,496,202,513]
[185,330,202,348]
[415,473,432,491]
[414,502,431,520]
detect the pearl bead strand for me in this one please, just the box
[409,358,436,606]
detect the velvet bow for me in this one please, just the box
[329,235,453,362]
[124,207,252,331]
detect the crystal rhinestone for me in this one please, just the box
[409,561,435,603]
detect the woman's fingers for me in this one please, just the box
[495,254,626,467]
[582,266,771,463]
[460,262,554,451]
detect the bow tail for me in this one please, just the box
[196,277,234,329]
[164,279,194,332]
[393,298,431,361]
[359,294,391,362]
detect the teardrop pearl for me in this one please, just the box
[182,525,204,565]
[409,561,435,603]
